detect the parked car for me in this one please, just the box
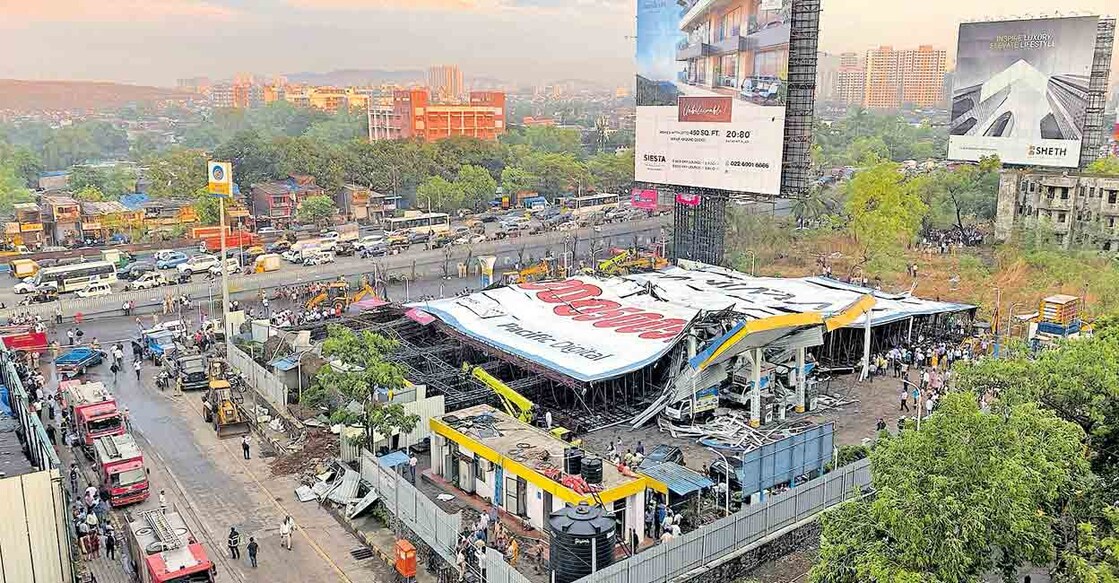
[76,282,113,298]
[454,233,487,245]
[408,230,432,244]
[120,261,157,280]
[177,255,219,275]
[302,250,336,266]
[334,241,356,257]
[354,235,385,251]
[126,272,169,291]
[556,221,579,231]
[13,277,39,294]
[156,252,190,270]
[359,242,388,258]
[257,227,280,236]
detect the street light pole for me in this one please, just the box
[219,196,232,350]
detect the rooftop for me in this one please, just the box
[0,417,35,478]
[432,404,656,505]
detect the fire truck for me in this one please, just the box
[127,509,216,583]
[0,325,47,353]
[61,380,125,449]
[93,434,150,507]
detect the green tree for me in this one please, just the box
[212,129,280,193]
[304,325,407,409]
[920,157,1000,233]
[455,164,498,211]
[586,150,634,194]
[275,136,349,193]
[417,175,464,213]
[519,152,589,199]
[0,161,34,214]
[68,165,136,199]
[843,136,890,166]
[74,186,105,201]
[302,110,369,143]
[843,160,928,260]
[296,194,337,226]
[146,148,209,199]
[365,402,421,450]
[501,126,584,158]
[500,166,539,195]
[1085,156,1119,176]
[811,394,1090,583]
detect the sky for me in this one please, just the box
[0,0,1115,88]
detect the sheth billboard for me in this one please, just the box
[948,16,1099,168]
[635,0,790,194]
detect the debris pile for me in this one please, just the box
[658,412,820,452]
[270,429,339,476]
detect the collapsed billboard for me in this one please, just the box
[948,16,1099,168]
[635,0,790,195]
[416,278,698,382]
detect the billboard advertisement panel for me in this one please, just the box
[635,0,790,195]
[948,16,1099,168]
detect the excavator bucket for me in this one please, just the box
[216,418,251,438]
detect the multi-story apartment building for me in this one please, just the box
[835,52,865,107]
[899,45,947,108]
[368,89,505,142]
[861,45,947,109]
[995,169,1119,253]
[41,195,82,246]
[335,184,387,224]
[249,175,325,226]
[428,65,464,102]
[209,83,236,108]
[675,0,790,98]
[815,52,841,103]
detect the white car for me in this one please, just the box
[322,231,340,242]
[258,227,280,235]
[208,257,241,276]
[354,235,385,250]
[13,277,38,294]
[127,272,169,291]
[302,251,336,266]
[76,282,113,298]
[557,221,579,231]
[177,255,219,275]
[454,233,487,245]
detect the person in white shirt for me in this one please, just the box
[279,516,294,550]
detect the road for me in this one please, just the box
[2,216,670,319]
[49,316,391,582]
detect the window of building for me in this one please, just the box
[753,49,787,77]
[1109,191,1118,204]
[1090,187,1097,197]
[718,8,742,40]
[1110,217,1116,228]
[1058,212,1066,223]
[1060,188,1069,200]
[1056,234,1065,245]
[474,460,486,484]
[720,54,738,86]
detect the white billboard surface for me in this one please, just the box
[948,16,1099,167]
[414,278,698,382]
[635,0,790,194]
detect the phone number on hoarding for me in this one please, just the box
[726,161,771,168]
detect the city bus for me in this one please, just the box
[34,261,118,293]
[562,193,622,215]
[384,212,452,236]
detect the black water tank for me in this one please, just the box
[563,447,583,475]
[549,502,616,583]
[580,456,603,485]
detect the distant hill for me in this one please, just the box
[285,69,426,87]
[0,79,190,112]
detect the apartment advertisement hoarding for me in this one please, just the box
[948,16,1099,168]
[635,0,790,195]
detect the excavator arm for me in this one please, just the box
[597,251,631,275]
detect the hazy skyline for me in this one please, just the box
[0,0,1115,87]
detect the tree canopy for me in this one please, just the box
[843,160,928,260]
[295,194,337,226]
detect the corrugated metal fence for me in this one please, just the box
[227,344,288,410]
[575,458,873,583]
[359,448,463,563]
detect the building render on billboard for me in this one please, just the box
[635,0,791,195]
[948,16,1100,168]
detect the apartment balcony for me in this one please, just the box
[677,39,714,61]
[741,21,791,51]
[712,34,747,55]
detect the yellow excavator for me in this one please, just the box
[597,250,668,276]
[464,363,571,441]
[501,257,566,285]
[201,359,250,437]
[306,277,376,311]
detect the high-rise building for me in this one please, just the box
[816,52,841,102]
[209,83,235,108]
[861,45,947,109]
[427,65,464,101]
[368,89,505,142]
[835,52,865,106]
[899,45,947,108]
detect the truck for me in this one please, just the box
[127,509,216,583]
[325,223,360,243]
[61,380,125,448]
[197,231,261,253]
[0,325,48,353]
[174,354,209,392]
[93,434,150,507]
[664,385,720,422]
[133,330,179,365]
[54,347,104,378]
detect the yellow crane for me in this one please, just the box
[598,250,668,275]
[501,257,565,285]
[464,364,571,440]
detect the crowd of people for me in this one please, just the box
[454,504,545,582]
[69,463,119,563]
[919,227,986,253]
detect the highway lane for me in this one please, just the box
[0,216,670,319]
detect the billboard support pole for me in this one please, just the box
[750,347,762,428]
[794,347,806,414]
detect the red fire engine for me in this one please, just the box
[127,509,216,583]
[61,380,125,448]
[93,434,150,507]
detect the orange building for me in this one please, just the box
[862,45,947,110]
[368,89,505,142]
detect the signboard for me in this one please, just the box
[416,277,698,382]
[737,423,834,494]
[635,0,790,194]
[207,160,233,197]
[948,16,1099,167]
[631,188,659,210]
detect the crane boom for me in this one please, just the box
[468,365,534,423]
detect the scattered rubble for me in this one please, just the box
[269,429,339,476]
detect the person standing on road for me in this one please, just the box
[247,536,259,568]
[67,328,75,346]
[159,490,167,513]
[408,452,418,483]
[227,527,241,559]
[104,526,117,560]
[133,360,142,382]
[899,387,909,412]
[241,435,251,460]
[279,516,294,551]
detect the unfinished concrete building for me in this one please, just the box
[995,170,1119,252]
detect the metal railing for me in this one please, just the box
[0,353,59,470]
[575,458,872,583]
[485,547,535,583]
[359,447,463,563]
